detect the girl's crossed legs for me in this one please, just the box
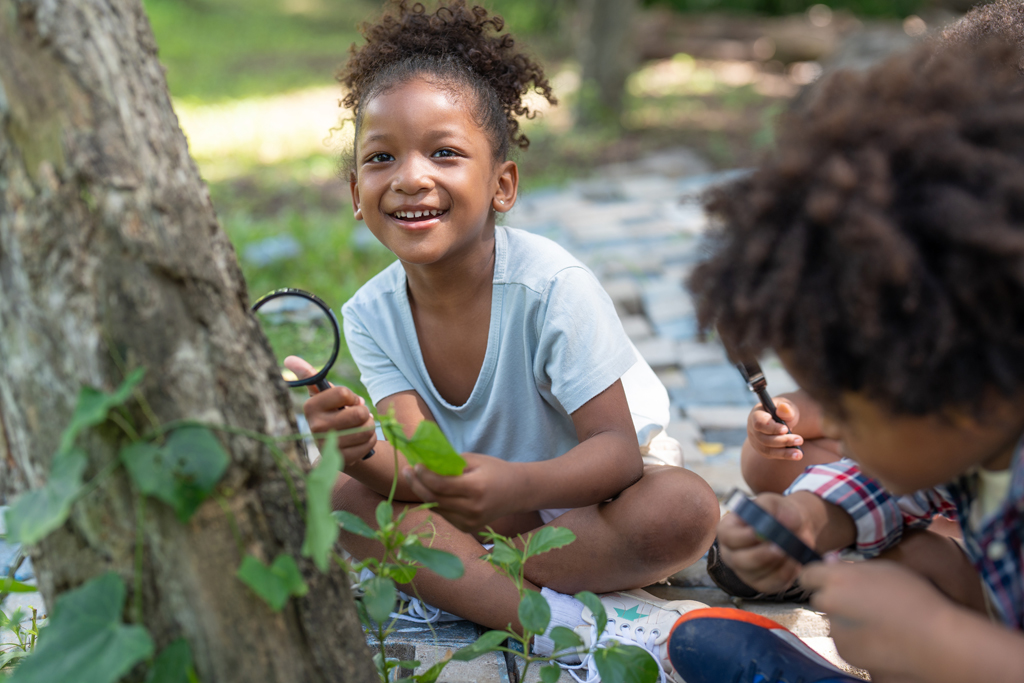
[334,465,719,632]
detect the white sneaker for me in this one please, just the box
[567,589,707,683]
[350,566,461,624]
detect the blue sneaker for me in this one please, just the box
[667,608,861,683]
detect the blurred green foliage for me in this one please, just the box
[144,0,370,103]
[643,0,927,17]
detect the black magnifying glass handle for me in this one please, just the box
[727,489,822,565]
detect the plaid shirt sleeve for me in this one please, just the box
[785,459,959,557]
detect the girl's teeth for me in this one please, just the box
[395,210,441,218]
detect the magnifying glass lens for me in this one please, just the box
[254,295,335,384]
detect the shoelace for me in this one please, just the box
[563,617,670,683]
[351,567,444,624]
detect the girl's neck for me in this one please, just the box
[403,229,496,313]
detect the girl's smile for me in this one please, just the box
[350,77,517,269]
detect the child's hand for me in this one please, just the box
[747,399,804,461]
[801,559,951,681]
[402,452,519,532]
[285,355,377,465]
[717,492,812,593]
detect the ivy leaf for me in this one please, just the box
[411,657,450,683]
[332,510,376,539]
[121,427,229,523]
[59,368,145,454]
[145,638,193,683]
[575,591,606,636]
[398,544,464,580]
[236,554,308,612]
[451,630,509,661]
[525,526,576,559]
[487,538,522,576]
[375,500,393,532]
[0,578,37,594]
[592,644,659,683]
[8,572,154,683]
[362,576,397,624]
[518,590,550,635]
[4,448,87,545]
[549,626,584,654]
[400,421,465,476]
[382,563,417,585]
[302,437,341,572]
[540,664,562,683]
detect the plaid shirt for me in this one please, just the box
[786,438,1024,630]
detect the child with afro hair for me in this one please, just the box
[287,2,719,679]
[738,0,1024,499]
[680,32,1024,683]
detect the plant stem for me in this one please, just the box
[134,492,145,624]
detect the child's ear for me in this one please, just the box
[349,171,363,221]
[492,160,518,214]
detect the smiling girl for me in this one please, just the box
[293,2,718,678]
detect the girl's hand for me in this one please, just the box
[284,355,377,465]
[747,398,804,461]
[717,492,814,593]
[801,560,951,682]
[402,452,521,532]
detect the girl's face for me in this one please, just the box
[350,77,517,270]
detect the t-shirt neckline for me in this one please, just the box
[396,226,508,413]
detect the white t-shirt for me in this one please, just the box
[342,225,669,464]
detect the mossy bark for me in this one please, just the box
[0,1,375,681]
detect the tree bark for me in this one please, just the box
[575,0,638,127]
[0,1,375,681]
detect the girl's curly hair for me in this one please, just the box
[338,0,556,161]
[689,39,1024,417]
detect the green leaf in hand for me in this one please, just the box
[146,638,193,683]
[302,436,341,571]
[518,589,551,635]
[451,630,509,661]
[362,576,397,624]
[4,448,87,545]
[401,421,465,476]
[398,543,464,580]
[525,526,576,559]
[332,510,376,539]
[121,427,229,523]
[575,591,606,636]
[59,368,145,453]
[237,554,309,612]
[8,572,154,683]
[593,643,659,683]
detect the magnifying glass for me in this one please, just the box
[252,288,375,459]
[251,288,340,391]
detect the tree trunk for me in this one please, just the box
[0,1,375,681]
[575,0,637,127]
